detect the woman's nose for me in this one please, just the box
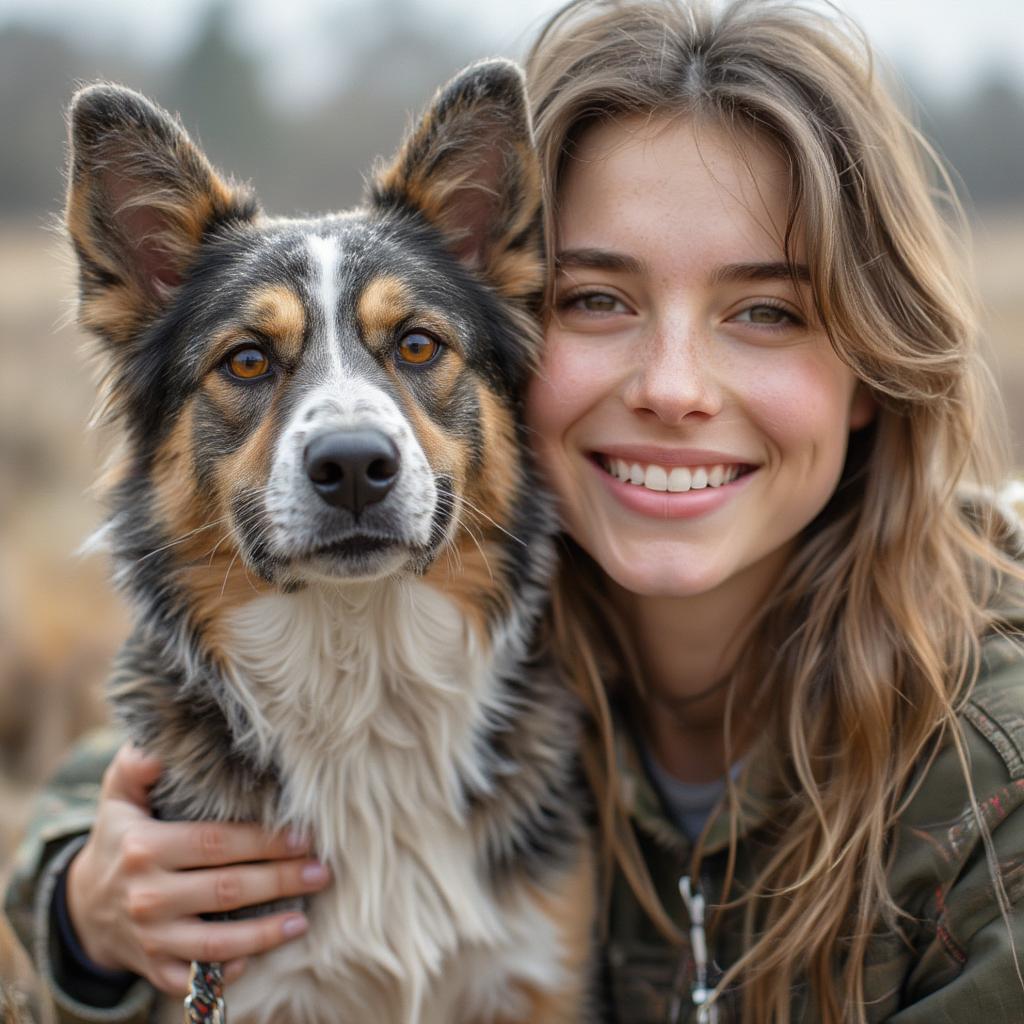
[622,320,722,425]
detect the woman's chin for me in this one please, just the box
[590,544,735,600]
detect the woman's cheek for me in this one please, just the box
[527,333,595,441]
[738,347,858,453]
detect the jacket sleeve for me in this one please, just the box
[886,803,1024,1023]
[3,728,157,1024]
[886,650,1024,1023]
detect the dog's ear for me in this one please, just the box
[370,60,544,306]
[66,83,259,345]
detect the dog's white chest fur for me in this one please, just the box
[200,580,563,1024]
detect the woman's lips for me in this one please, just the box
[589,452,757,519]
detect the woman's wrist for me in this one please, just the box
[53,852,138,1004]
[48,847,139,1007]
[63,838,122,972]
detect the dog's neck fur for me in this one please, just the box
[222,581,515,1006]
[220,579,504,855]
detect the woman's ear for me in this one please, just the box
[848,382,877,431]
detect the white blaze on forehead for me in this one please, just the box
[264,238,442,555]
[306,233,344,381]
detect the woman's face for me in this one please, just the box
[527,116,874,599]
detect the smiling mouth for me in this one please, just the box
[594,455,756,493]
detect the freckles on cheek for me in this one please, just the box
[527,342,589,434]
[744,356,851,445]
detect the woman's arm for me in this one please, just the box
[4,733,331,1023]
[886,802,1024,1022]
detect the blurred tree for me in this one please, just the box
[160,0,276,191]
[0,25,76,214]
[0,23,160,217]
[925,70,1024,208]
[1,6,1022,219]
[0,24,160,215]
[267,0,482,214]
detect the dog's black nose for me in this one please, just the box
[304,430,400,515]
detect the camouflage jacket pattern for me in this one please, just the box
[3,729,152,1024]
[605,632,1024,1023]
[5,640,1024,1023]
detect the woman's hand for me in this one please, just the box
[65,743,330,996]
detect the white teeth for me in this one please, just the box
[667,467,692,492]
[644,465,668,491]
[604,457,745,493]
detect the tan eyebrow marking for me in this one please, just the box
[357,275,413,341]
[245,284,306,363]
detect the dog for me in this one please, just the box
[65,61,593,1023]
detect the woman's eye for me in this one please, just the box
[564,291,627,314]
[732,303,802,327]
[225,345,271,379]
[397,332,442,366]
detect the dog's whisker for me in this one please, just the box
[462,521,495,584]
[135,516,232,564]
[454,495,527,548]
[219,548,242,599]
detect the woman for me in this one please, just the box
[524,1,1024,1021]
[7,1,1024,1021]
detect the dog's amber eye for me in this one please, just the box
[397,333,441,366]
[226,346,270,380]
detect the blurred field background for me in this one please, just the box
[1,0,1023,874]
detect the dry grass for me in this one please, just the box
[0,222,123,870]
[0,210,1022,870]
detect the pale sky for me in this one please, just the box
[2,0,1021,105]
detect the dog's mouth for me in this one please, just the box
[284,532,411,580]
[307,534,400,559]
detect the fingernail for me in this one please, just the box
[282,914,308,938]
[286,828,309,852]
[301,862,329,885]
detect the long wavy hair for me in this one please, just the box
[526,1,1023,1020]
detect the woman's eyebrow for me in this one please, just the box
[711,261,811,284]
[555,248,645,274]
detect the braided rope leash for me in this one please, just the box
[184,961,226,1024]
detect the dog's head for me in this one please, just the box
[66,63,543,602]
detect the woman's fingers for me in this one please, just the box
[223,958,248,986]
[101,744,163,808]
[140,858,330,919]
[149,957,191,996]
[155,912,309,965]
[153,819,311,870]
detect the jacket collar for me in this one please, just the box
[613,703,778,857]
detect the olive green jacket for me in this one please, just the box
[5,639,1024,1023]
[605,632,1024,1023]
[3,730,153,1024]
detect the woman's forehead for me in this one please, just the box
[556,114,798,266]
